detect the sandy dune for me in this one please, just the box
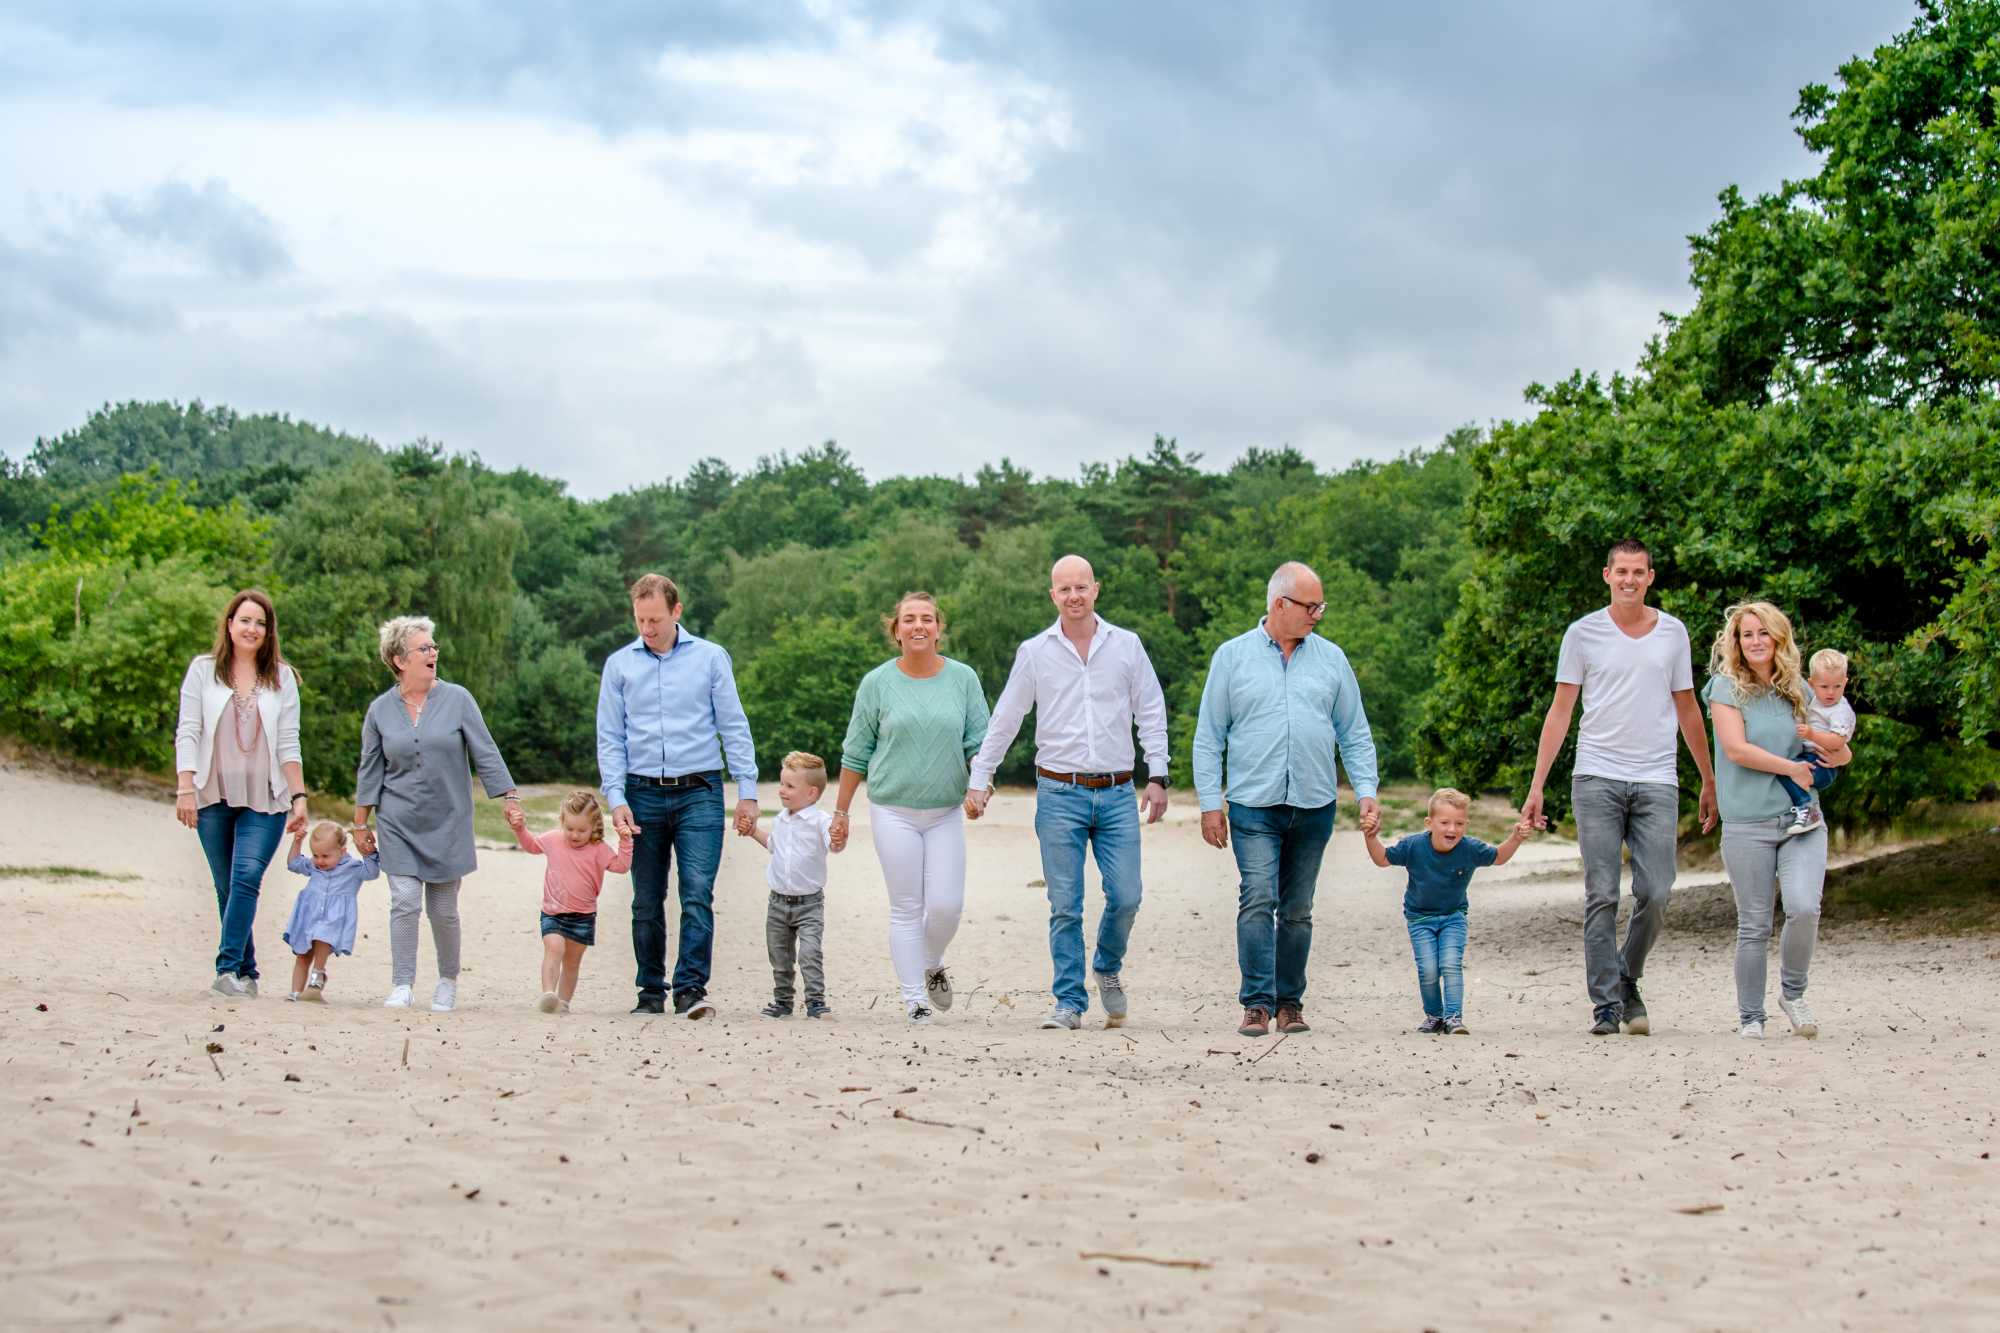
[2,762,1995,1330]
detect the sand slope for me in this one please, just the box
[1,763,1995,1330]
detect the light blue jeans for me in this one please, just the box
[1034,776,1143,1014]
[1406,911,1469,1019]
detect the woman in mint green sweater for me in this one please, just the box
[832,592,990,1024]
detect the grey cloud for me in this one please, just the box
[0,233,177,352]
[101,178,291,279]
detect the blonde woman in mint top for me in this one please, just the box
[832,592,991,1024]
[1702,601,1850,1041]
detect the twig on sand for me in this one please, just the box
[401,1037,410,1069]
[1674,1203,1724,1216]
[893,1108,985,1134]
[1248,1034,1290,1065]
[1079,1251,1212,1270]
[206,1051,225,1081]
[105,991,130,1001]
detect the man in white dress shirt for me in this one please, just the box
[965,554,1170,1030]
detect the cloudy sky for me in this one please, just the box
[0,1,1911,495]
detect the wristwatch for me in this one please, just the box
[1146,776,1168,788]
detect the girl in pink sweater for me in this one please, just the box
[508,791,631,1013]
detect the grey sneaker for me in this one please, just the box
[537,991,559,1013]
[1782,804,1823,838]
[210,973,248,999]
[1778,996,1819,1039]
[1589,1004,1621,1036]
[1620,977,1650,1036]
[1039,1006,1081,1030]
[238,978,259,999]
[924,967,954,1011]
[760,1000,793,1019]
[1739,1019,1765,1040]
[1095,971,1128,1027]
[1416,1015,1446,1034]
[1443,1015,1470,1035]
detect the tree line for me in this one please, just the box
[2,0,1996,824]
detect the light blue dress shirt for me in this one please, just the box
[1191,620,1379,812]
[597,626,758,808]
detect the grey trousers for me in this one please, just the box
[1573,776,1679,1011]
[767,891,825,1006]
[387,874,463,987]
[1721,819,1826,1025]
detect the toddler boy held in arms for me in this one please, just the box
[1363,789,1534,1035]
[744,751,839,1019]
[1780,648,1857,837]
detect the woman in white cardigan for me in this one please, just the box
[175,589,309,998]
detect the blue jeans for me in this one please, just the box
[1776,755,1839,808]
[1227,800,1336,1010]
[1034,776,1143,1013]
[627,776,726,1002]
[195,803,286,980]
[1406,911,1469,1019]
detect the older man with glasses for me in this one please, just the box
[1192,561,1379,1039]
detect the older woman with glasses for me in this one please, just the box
[352,616,521,1011]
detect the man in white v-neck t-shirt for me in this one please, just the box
[1523,539,1718,1037]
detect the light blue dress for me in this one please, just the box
[282,852,381,955]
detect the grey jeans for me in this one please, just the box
[1573,776,1679,1011]
[767,891,825,1006]
[386,874,462,987]
[1721,819,1826,1025]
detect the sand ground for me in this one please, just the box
[2,763,1996,1331]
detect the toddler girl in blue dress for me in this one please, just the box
[283,821,380,1001]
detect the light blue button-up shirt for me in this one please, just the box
[1191,620,1379,813]
[597,626,758,808]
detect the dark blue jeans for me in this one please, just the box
[627,776,726,1002]
[195,803,286,980]
[1776,755,1839,808]
[1227,800,1336,1011]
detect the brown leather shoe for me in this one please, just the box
[1238,1006,1271,1037]
[1274,1005,1310,1034]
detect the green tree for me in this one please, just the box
[737,617,887,776]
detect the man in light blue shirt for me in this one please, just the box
[598,573,759,1018]
[1193,562,1380,1040]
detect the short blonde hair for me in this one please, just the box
[782,751,829,791]
[1808,648,1849,679]
[629,573,681,608]
[1427,788,1472,817]
[377,615,436,675]
[560,790,605,844]
[310,820,347,851]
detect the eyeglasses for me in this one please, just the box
[409,643,441,656]
[1277,595,1327,619]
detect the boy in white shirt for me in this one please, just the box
[744,751,838,1018]
[1780,649,1858,837]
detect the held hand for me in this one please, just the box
[1358,808,1379,837]
[1200,809,1228,850]
[504,804,526,831]
[1521,788,1546,830]
[1514,815,1538,839]
[963,788,990,820]
[354,827,376,856]
[612,805,640,839]
[175,792,198,830]
[1139,783,1167,825]
[1357,797,1380,835]
[733,799,758,838]
[284,799,309,837]
[1697,780,1718,834]
[829,814,849,853]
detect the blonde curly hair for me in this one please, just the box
[1707,600,1809,720]
[559,789,606,844]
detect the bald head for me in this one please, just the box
[1050,553,1100,628]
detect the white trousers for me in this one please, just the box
[870,803,966,1008]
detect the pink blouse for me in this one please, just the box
[515,826,633,915]
[199,694,285,815]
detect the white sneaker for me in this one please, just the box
[1738,1019,1764,1040]
[286,991,301,1002]
[925,967,954,1011]
[1039,1007,1081,1030]
[302,970,327,1003]
[1779,996,1819,1039]
[211,973,248,998]
[559,999,571,1014]
[537,990,559,1013]
[383,984,414,1008]
[239,978,259,999]
[908,1003,936,1025]
[431,978,457,1013]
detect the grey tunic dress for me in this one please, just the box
[355,681,515,882]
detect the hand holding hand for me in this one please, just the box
[1514,815,1538,838]
[1139,783,1168,825]
[733,799,759,838]
[963,788,990,820]
[1521,788,1547,830]
[504,803,526,831]
[612,805,640,840]
[354,826,377,856]
[1358,807,1380,837]
[285,798,309,837]
[829,812,849,853]
[1200,809,1228,849]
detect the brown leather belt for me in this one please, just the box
[1036,767,1133,789]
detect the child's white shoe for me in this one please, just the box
[286,991,301,1002]
[537,991,560,1013]
[302,970,327,1003]
[431,978,457,1012]
[383,984,413,1008]
[559,999,571,1014]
